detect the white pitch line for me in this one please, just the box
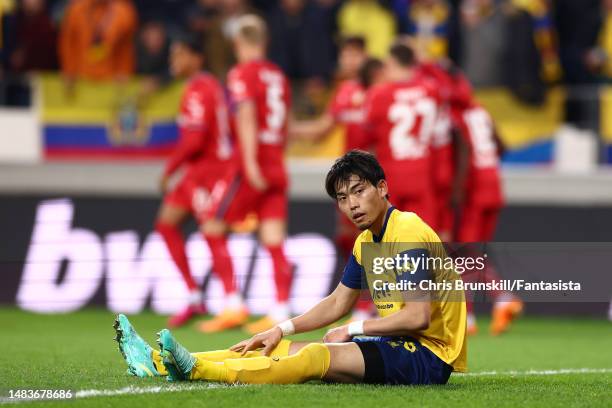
[76,383,236,399]
[1,369,611,404]
[460,368,612,376]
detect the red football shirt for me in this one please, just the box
[164,72,233,178]
[328,79,368,151]
[416,63,455,191]
[451,103,503,206]
[227,60,291,188]
[363,77,440,196]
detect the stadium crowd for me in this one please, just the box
[0,0,611,107]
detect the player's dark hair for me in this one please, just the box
[389,42,415,67]
[325,150,386,199]
[173,32,204,56]
[358,57,383,88]
[340,35,366,51]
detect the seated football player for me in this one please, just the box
[115,150,467,385]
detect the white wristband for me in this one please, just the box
[277,320,295,336]
[347,320,365,336]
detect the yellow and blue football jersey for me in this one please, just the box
[341,206,467,373]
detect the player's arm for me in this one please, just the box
[291,282,360,332]
[281,250,367,332]
[160,128,206,193]
[358,89,379,152]
[324,300,430,343]
[229,69,267,191]
[231,254,363,355]
[235,100,264,186]
[325,248,432,342]
[230,283,359,356]
[160,91,208,192]
[289,113,335,142]
[353,301,431,336]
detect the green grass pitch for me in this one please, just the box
[1,308,610,407]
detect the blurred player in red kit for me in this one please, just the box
[292,39,385,322]
[292,38,382,257]
[362,42,439,228]
[291,36,370,153]
[416,61,456,242]
[197,15,293,334]
[449,72,523,335]
[155,34,244,328]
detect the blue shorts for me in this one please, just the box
[352,336,453,385]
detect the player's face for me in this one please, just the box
[170,43,190,78]
[339,46,366,78]
[232,36,257,63]
[335,177,388,231]
[170,43,201,78]
[384,56,403,81]
[369,66,386,87]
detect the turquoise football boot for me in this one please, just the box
[113,314,160,377]
[157,329,196,381]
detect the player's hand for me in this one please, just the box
[245,164,268,192]
[159,174,170,194]
[323,325,352,343]
[230,326,282,356]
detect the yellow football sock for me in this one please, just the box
[151,349,168,376]
[192,339,292,361]
[190,343,330,384]
[151,339,292,376]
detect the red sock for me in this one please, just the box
[355,296,372,313]
[466,299,474,315]
[156,222,198,291]
[267,244,292,302]
[204,235,236,294]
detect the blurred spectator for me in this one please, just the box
[554,0,601,85]
[185,0,253,79]
[504,0,546,104]
[554,0,602,130]
[184,0,220,36]
[9,0,58,73]
[512,0,561,83]
[133,0,190,35]
[0,0,16,72]
[459,0,507,88]
[338,0,397,58]
[136,20,170,98]
[395,0,451,61]
[585,0,612,80]
[267,0,337,81]
[59,0,138,84]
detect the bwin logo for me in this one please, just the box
[16,199,337,316]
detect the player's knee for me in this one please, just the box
[201,219,228,237]
[259,223,285,247]
[155,221,175,234]
[298,343,331,375]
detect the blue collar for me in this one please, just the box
[372,206,395,243]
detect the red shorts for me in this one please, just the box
[163,166,228,224]
[393,189,437,231]
[457,203,501,242]
[206,169,288,223]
